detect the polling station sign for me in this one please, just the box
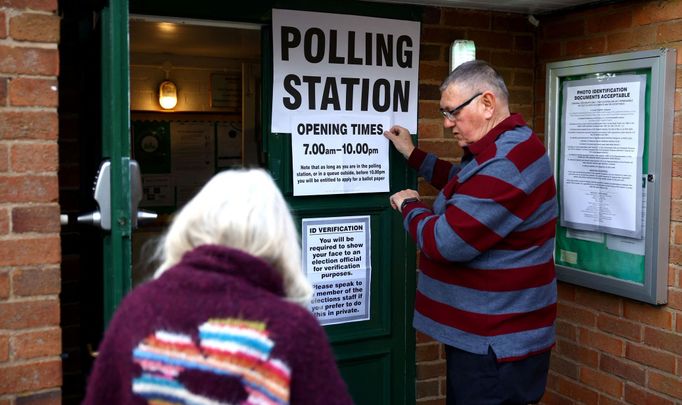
[271,9,420,134]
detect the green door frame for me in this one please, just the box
[101,0,132,325]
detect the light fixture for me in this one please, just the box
[449,40,476,71]
[159,80,178,110]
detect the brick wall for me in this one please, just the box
[535,1,682,403]
[415,7,536,404]
[0,0,62,403]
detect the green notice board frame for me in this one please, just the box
[546,49,676,304]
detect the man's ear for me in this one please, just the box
[481,91,496,119]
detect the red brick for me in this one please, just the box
[543,19,585,39]
[0,46,58,75]
[0,299,59,329]
[9,13,60,42]
[416,342,440,361]
[623,301,672,329]
[565,36,606,56]
[0,76,6,105]
[556,339,599,368]
[549,354,579,379]
[557,302,597,327]
[600,354,646,386]
[668,288,682,311]
[648,370,682,399]
[0,360,61,394]
[586,9,632,33]
[492,14,531,33]
[0,334,7,361]
[0,111,58,140]
[0,270,8,299]
[0,11,5,39]
[15,389,61,405]
[0,208,7,235]
[579,366,623,397]
[8,77,58,107]
[606,26,657,52]
[416,378,440,398]
[597,313,642,341]
[419,62,448,83]
[624,382,675,405]
[11,205,60,233]
[633,1,682,25]
[577,328,624,356]
[555,320,577,340]
[10,143,58,173]
[468,30,513,50]
[418,120,445,139]
[12,267,60,296]
[0,175,58,203]
[0,0,57,11]
[674,222,682,244]
[643,327,682,356]
[551,373,599,404]
[0,236,60,266]
[12,327,61,359]
[442,9,491,29]
[416,360,446,379]
[626,342,676,374]
[658,22,682,44]
[418,140,458,160]
[0,143,7,172]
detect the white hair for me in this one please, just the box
[153,168,313,306]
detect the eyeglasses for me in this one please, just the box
[440,92,482,121]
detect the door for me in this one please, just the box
[94,1,418,404]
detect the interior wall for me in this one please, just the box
[534,1,682,404]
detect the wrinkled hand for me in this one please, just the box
[383,125,415,159]
[389,189,420,212]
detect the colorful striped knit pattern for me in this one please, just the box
[404,114,558,361]
[131,318,291,405]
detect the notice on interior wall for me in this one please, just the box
[291,114,389,196]
[560,75,646,239]
[271,8,420,134]
[302,215,371,326]
[170,121,215,207]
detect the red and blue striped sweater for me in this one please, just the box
[402,113,558,361]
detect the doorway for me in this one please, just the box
[128,17,262,284]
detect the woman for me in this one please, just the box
[83,169,353,405]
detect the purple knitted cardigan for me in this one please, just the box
[82,245,353,405]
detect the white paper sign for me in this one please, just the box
[271,8,420,133]
[560,75,645,238]
[302,216,371,326]
[291,114,389,196]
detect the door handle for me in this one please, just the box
[77,159,158,230]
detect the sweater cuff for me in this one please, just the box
[407,148,427,170]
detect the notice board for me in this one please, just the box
[545,49,676,304]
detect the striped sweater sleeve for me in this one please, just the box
[403,138,556,264]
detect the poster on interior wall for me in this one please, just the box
[302,215,371,326]
[291,113,389,196]
[271,8,420,134]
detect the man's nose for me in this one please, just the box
[443,117,455,128]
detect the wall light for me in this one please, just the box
[450,40,476,71]
[159,80,178,110]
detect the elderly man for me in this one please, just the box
[384,60,558,405]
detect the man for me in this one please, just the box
[384,60,557,404]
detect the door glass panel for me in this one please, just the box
[128,18,262,285]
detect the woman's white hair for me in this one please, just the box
[153,168,312,305]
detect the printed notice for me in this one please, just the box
[560,75,646,239]
[291,114,389,196]
[302,216,371,326]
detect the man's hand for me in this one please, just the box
[389,189,421,212]
[383,125,415,159]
